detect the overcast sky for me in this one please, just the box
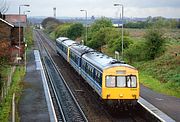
[4,0,180,18]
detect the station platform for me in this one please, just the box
[18,50,55,122]
[140,85,180,121]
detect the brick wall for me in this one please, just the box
[0,21,12,41]
[11,27,24,45]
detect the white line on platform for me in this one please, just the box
[138,97,175,122]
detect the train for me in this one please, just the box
[56,37,139,107]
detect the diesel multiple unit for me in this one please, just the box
[56,37,140,106]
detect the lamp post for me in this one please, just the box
[80,9,87,45]
[23,10,30,26]
[23,10,30,71]
[114,3,124,60]
[18,4,29,61]
[23,10,30,15]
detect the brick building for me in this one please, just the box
[0,14,27,61]
[0,18,14,41]
[5,14,27,45]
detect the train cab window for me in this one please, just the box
[127,76,137,87]
[106,75,137,88]
[106,76,116,87]
[117,76,126,87]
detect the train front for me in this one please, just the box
[102,64,139,107]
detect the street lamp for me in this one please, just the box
[18,4,30,60]
[23,10,30,25]
[114,3,124,60]
[23,10,30,15]
[80,9,87,45]
[23,10,30,71]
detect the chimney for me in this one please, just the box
[53,7,56,18]
[2,14,5,20]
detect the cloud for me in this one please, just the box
[5,0,180,18]
[125,7,180,18]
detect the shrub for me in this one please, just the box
[144,27,166,60]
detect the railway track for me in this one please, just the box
[34,29,148,122]
[34,30,88,122]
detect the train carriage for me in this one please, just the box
[56,37,76,61]
[56,37,139,107]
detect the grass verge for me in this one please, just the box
[139,71,180,98]
[0,66,25,122]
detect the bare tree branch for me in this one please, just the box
[0,0,6,11]
[0,0,9,13]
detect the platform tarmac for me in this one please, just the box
[140,84,180,121]
[18,50,50,122]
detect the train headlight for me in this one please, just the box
[106,76,116,87]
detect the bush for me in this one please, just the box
[55,23,83,40]
[41,17,60,29]
[55,24,71,38]
[144,27,166,60]
[124,41,147,63]
[87,27,114,50]
[67,23,83,40]
[107,36,133,53]
[90,17,112,33]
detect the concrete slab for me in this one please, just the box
[19,50,50,122]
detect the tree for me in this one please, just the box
[0,0,9,14]
[55,24,71,38]
[67,23,83,40]
[108,36,132,53]
[124,41,147,63]
[54,23,83,40]
[87,17,113,50]
[87,27,113,50]
[90,17,112,33]
[41,17,60,31]
[145,27,165,60]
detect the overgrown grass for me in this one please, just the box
[139,72,180,97]
[134,44,180,98]
[49,31,56,41]
[0,66,25,122]
[25,26,33,48]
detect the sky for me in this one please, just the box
[3,0,180,18]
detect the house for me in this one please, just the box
[0,18,15,61]
[0,18,14,41]
[5,14,27,45]
[0,14,27,62]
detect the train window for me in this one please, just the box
[126,75,137,88]
[127,76,131,87]
[117,76,126,87]
[106,76,116,87]
[93,70,102,86]
[131,76,137,87]
[81,60,86,71]
[105,75,137,88]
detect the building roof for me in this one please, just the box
[5,14,27,27]
[5,14,27,23]
[0,18,14,27]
